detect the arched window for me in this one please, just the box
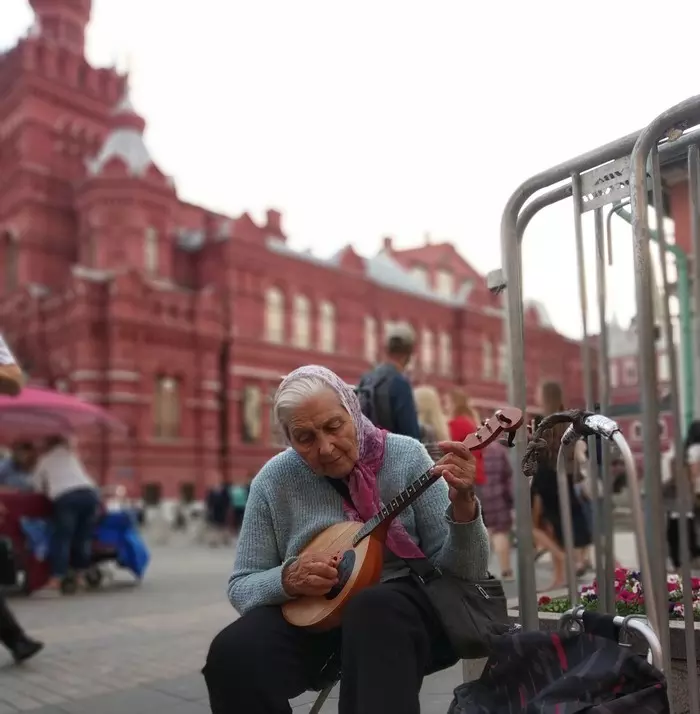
[439,332,452,376]
[154,375,181,439]
[482,338,493,379]
[265,287,285,343]
[422,329,434,373]
[144,226,158,275]
[319,300,336,353]
[364,316,378,363]
[292,294,311,349]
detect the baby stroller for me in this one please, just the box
[14,498,150,595]
[59,508,150,594]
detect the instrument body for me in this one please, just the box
[281,521,384,629]
[282,407,523,631]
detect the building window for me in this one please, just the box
[144,226,158,275]
[498,343,508,382]
[623,359,638,386]
[154,375,180,439]
[265,287,285,343]
[240,385,262,443]
[292,294,311,349]
[609,361,619,388]
[410,265,428,286]
[482,338,493,379]
[364,316,378,363]
[87,235,97,268]
[435,269,454,297]
[439,332,452,376]
[421,329,434,373]
[319,300,335,353]
[657,353,670,383]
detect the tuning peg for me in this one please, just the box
[495,409,513,425]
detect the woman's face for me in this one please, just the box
[286,390,359,479]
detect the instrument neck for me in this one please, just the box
[351,468,441,546]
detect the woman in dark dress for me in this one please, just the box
[531,381,592,589]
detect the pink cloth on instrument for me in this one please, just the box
[276,365,425,559]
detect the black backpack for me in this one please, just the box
[355,365,395,431]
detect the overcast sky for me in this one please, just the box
[3,0,700,339]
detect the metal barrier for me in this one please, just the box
[499,98,700,714]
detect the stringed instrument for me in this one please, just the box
[282,406,523,631]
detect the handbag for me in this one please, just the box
[326,478,509,659]
[401,557,509,659]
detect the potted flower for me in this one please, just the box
[537,567,700,622]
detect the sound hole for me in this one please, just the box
[324,550,355,600]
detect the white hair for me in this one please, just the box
[274,374,333,434]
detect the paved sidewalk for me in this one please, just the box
[0,531,635,714]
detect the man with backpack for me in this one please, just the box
[356,323,421,439]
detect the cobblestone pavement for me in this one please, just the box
[0,530,636,714]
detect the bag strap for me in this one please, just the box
[324,477,442,584]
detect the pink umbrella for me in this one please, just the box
[0,387,127,440]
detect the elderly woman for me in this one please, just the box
[203,365,489,714]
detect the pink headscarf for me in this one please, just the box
[276,365,425,559]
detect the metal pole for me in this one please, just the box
[629,93,700,690]
[571,173,603,600]
[594,207,615,613]
[555,444,578,605]
[689,144,700,420]
[611,433,661,640]
[653,146,700,714]
[502,215,538,631]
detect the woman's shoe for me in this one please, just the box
[11,636,44,663]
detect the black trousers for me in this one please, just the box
[203,577,455,714]
[0,595,24,650]
[666,511,700,568]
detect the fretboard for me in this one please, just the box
[351,467,441,546]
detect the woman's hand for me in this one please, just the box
[282,552,339,597]
[432,441,477,523]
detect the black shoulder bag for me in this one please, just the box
[326,478,509,659]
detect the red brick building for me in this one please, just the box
[0,0,585,501]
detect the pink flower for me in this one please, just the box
[615,567,629,582]
[667,580,680,592]
[691,577,700,591]
[618,590,636,603]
